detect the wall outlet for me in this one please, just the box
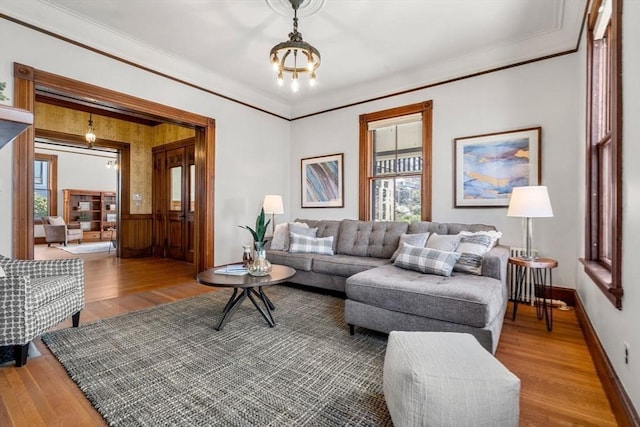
[624,342,630,364]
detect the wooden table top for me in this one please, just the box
[197,264,296,289]
[508,256,558,269]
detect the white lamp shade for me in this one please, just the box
[507,186,553,218]
[263,195,284,214]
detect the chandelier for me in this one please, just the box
[269,0,320,92]
[85,113,96,147]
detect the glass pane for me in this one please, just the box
[371,176,421,222]
[397,121,422,173]
[372,178,395,221]
[34,160,48,187]
[395,176,422,222]
[189,164,195,212]
[373,127,396,176]
[599,143,612,261]
[34,189,50,219]
[170,166,182,211]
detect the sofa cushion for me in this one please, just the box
[407,221,448,235]
[393,244,460,277]
[289,234,334,255]
[445,223,497,235]
[346,264,505,328]
[312,254,390,278]
[390,233,430,262]
[453,231,502,275]
[337,219,408,258]
[265,250,314,271]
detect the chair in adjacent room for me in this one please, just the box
[0,255,84,366]
[41,216,83,246]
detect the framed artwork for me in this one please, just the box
[454,127,541,207]
[301,153,344,208]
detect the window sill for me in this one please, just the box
[580,258,623,309]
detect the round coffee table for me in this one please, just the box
[197,264,295,331]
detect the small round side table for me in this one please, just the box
[509,256,558,331]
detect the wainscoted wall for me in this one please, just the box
[34,102,194,215]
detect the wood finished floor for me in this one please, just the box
[0,246,618,426]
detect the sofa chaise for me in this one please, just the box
[266,219,509,353]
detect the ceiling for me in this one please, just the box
[1,0,587,119]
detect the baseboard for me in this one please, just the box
[574,290,640,427]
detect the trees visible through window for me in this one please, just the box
[359,101,432,222]
[584,0,622,308]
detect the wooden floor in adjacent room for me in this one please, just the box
[0,247,618,426]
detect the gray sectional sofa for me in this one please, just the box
[266,219,510,353]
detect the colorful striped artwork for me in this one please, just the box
[301,153,344,208]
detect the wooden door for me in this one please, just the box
[152,140,195,262]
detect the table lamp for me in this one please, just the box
[262,195,284,236]
[507,186,553,259]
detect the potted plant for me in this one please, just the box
[239,208,272,276]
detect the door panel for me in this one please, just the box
[152,140,195,262]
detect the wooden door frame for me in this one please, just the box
[12,63,215,274]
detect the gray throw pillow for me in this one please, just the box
[286,224,317,251]
[426,233,461,252]
[390,232,430,262]
[393,243,461,277]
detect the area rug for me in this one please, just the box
[42,285,391,426]
[57,241,113,254]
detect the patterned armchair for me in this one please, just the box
[41,216,83,246]
[0,255,84,366]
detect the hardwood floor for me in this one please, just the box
[0,248,618,426]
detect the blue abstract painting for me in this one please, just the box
[455,128,540,207]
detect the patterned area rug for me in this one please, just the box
[42,285,391,426]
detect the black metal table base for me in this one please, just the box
[216,286,275,331]
[512,265,553,331]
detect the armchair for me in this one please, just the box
[42,216,83,246]
[0,256,84,366]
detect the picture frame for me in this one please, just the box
[301,153,344,208]
[454,127,541,207]
[78,201,91,211]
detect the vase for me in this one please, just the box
[249,241,272,276]
[242,245,253,268]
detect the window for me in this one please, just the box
[359,101,432,221]
[583,0,622,308]
[34,154,58,222]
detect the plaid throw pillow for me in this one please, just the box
[390,232,430,262]
[453,231,502,275]
[289,233,334,255]
[393,243,461,277]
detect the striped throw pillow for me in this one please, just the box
[453,231,502,275]
[393,243,461,277]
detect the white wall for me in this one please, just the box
[575,0,640,412]
[0,19,291,264]
[291,54,581,288]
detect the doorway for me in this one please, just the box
[12,63,215,274]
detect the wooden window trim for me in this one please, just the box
[584,0,623,309]
[358,101,433,221]
[34,153,58,224]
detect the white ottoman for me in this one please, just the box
[383,331,520,427]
